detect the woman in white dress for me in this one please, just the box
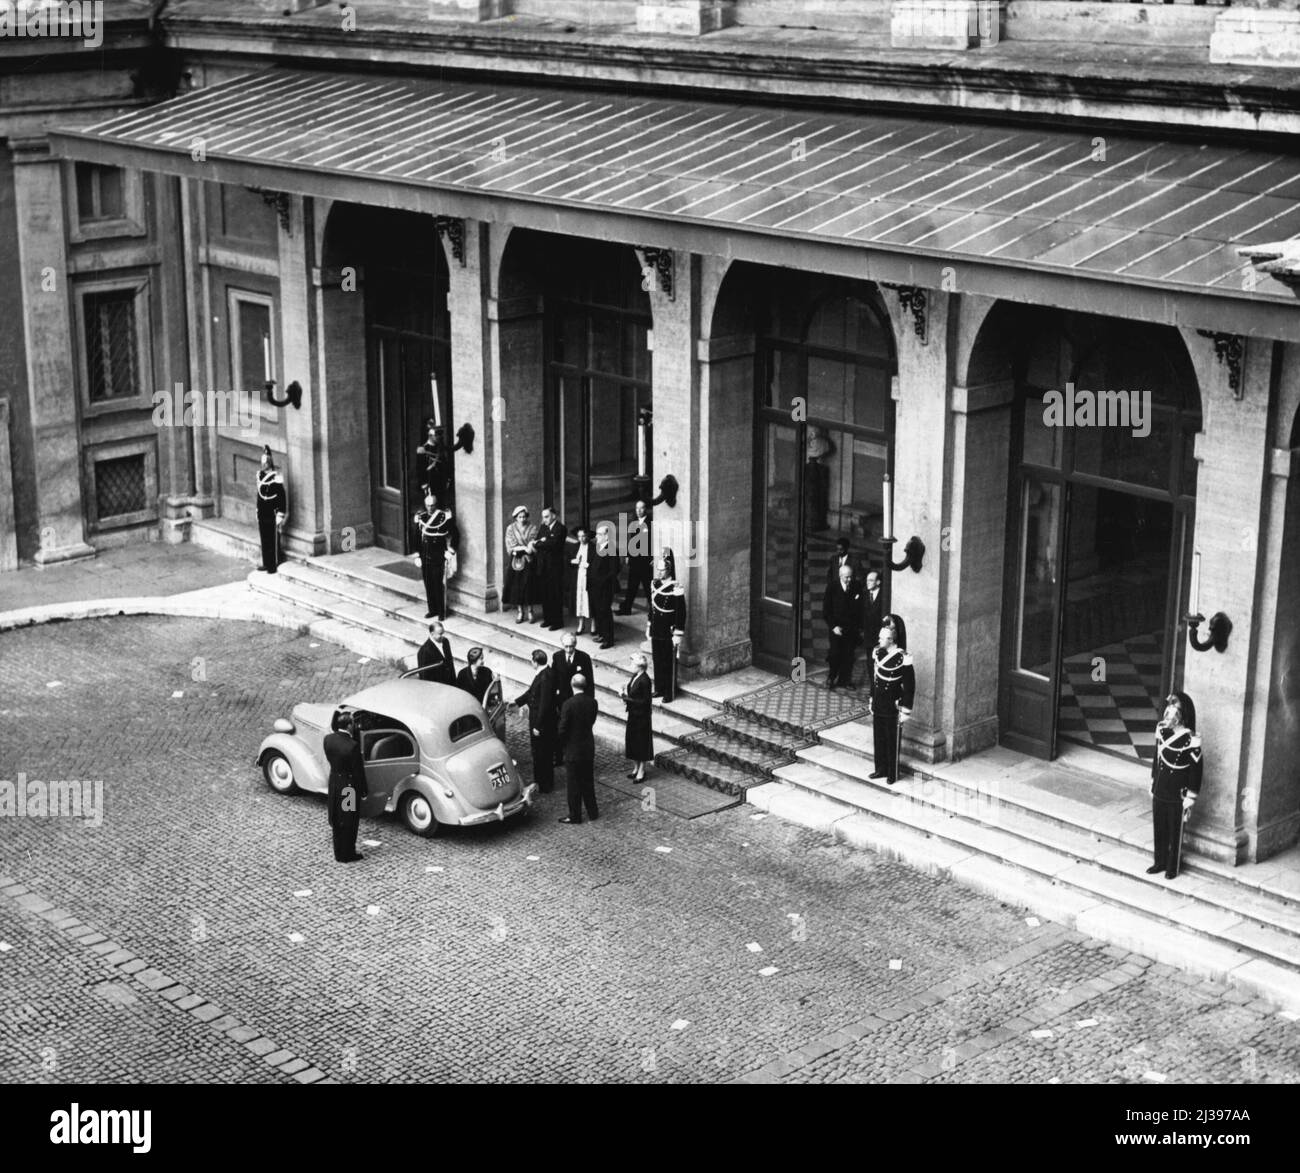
[571,526,592,635]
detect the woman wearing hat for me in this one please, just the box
[867,613,915,785]
[1148,691,1202,880]
[503,505,540,623]
[623,652,654,782]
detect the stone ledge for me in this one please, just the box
[1211,8,1300,68]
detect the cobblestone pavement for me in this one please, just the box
[1,615,1298,1084]
[0,542,250,614]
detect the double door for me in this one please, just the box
[754,417,889,674]
[1001,469,1191,760]
[369,327,451,554]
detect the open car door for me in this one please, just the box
[484,677,506,743]
[357,722,419,817]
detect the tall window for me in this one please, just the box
[84,289,140,403]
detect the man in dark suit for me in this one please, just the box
[416,620,456,686]
[534,506,568,630]
[512,649,557,793]
[861,570,883,652]
[552,632,596,703]
[825,537,858,588]
[324,710,368,863]
[557,675,599,824]
[456,646,494,704]
[824,564,863,689]
[590,523,621,649]
[618,499,652,615]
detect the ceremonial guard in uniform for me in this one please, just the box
[647,549,686,703]
[255,447,287,574]
[868,613,915,785]
[618,499,653,614]
[416,420,452,503]
[412,489,459,621]
[324,710,367,864]
[1148,691,1203,880]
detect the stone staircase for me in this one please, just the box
[751,721,1300,1007]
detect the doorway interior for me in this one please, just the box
[1001,315,1201,763]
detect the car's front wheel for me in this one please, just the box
[401,791,442,838]
[262,751,299,796]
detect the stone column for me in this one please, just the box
[1178,328,1273,865]
[313,199,374,554]
[444,218,496,613]
[277,195,325,555]
[884,285,951,764]
[637,1,735,35]
[11,137,94,567]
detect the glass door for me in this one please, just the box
[755,419,801,673]
[1000,472,1065,758]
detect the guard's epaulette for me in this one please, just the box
[901,653,913,667]
[1189,734,1201,748]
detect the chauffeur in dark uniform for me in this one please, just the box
[823,563,863,690]
[324,709,368,863]
[868,613,915,785]
[534,506,568,630]
[255,446,288,574]
[412,489,459,620]
[647,548,686,703]
[1148,691,1203,880]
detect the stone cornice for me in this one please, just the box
[156,19,1300,136]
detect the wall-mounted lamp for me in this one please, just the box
[1183,551,1231,653]
[651,474,679,509]
[878,473,925,616]
[265,379,303,410]
[453,422,475,455]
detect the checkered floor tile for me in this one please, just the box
[1058,632,1165,762]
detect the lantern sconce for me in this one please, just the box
[1184,551,1231,653]
[265,379,303,410]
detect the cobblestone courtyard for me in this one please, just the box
[1,616,1298,1084]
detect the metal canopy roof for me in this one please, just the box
[54,68,1300,303]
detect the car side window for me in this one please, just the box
[449,714,483,743]
[364,730,415,762]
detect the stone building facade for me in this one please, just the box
[3,0,1300,866]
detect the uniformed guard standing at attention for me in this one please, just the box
[324,709,368,864]
[255,446,287,574]
[647,548,686,704]
[416,419,452,503]
[1148,691,1202,881]
[867,613,915,785]
[412,489,459,621]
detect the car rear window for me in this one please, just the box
[449,714,483,743]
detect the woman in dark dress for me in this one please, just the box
[623,652,654,781]
[503,504,540,623]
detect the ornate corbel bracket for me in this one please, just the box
[1196,330,1244,399]
[435,216,466,267]
[246,187,291,234]
[635,247,674,300]
[883,283,928,344]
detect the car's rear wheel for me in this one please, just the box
[401,791,442,838]
[263,751,299,796]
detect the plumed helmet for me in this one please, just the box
[883,613,908,651]
[1166,691,1196,732]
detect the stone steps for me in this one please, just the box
[767,745,1300,980]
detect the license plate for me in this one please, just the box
[488,763,510,790]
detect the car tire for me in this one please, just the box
[262,751,299,796]
[401,791,442,838]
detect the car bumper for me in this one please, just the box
[458,787,536,826]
